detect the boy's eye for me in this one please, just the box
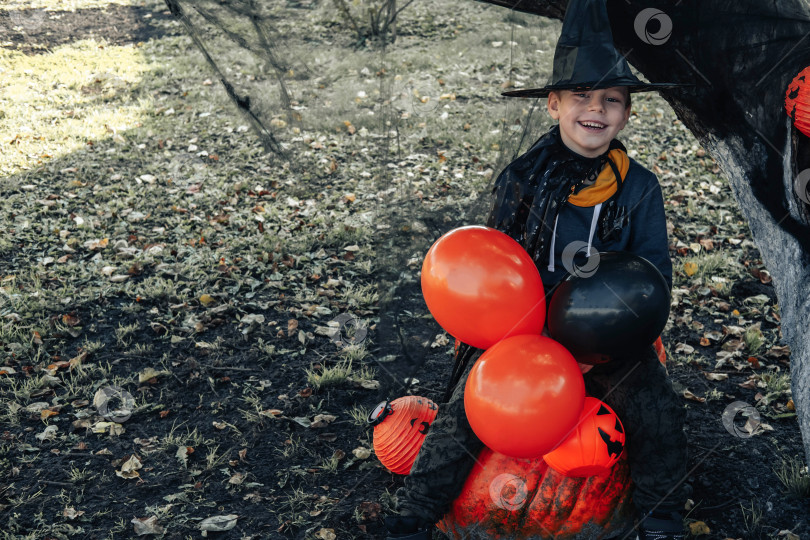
[574,93,621,103]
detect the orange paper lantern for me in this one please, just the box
[542,397,626,477]
[369,396,439,475]
[785,66,810,137]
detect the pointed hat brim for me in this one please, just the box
[501,80,694,99]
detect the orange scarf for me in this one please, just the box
[567,148,629,207]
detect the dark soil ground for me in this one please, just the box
[0,2,808,540]
[0,3,180,55]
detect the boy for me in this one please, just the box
[385,1,693,539]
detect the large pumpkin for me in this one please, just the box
[437,447,634,540]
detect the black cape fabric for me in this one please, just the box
[485,124,625,270]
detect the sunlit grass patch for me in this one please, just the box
[4,0,143,10]
[0,40,153,176]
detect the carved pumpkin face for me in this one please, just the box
[370,396,438,475]
[437,447,634,539]
[543,397,626,477]
[785,66,810,137]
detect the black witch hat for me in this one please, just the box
[502,0,691,98]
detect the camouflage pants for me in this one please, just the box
[394,344,689,524]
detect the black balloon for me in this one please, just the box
[547,252,671,357]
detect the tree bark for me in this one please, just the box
[474,0,810,467]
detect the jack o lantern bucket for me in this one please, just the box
[369,396,439,475]
[542,397,626,477]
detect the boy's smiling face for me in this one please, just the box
[547,87,631,158]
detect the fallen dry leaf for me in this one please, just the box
[176,446,190,467]
[778,530,800,540]
[683,389,706,403]
[315,528,336,540]
[63,507,85,520]
[683,262,698,276]
[228,472,245,485]
[116,454,143,479]
[132,516,164,536]
[746,419,774,436]
[138,367,170,383]
[40,409,59,419]
[311,414,337,429]
[357,501,381,521]
[199,514,238,533]
[35,425,58,442]
[83,237,109,251]
[69,350,87,369]
[766,345,791,358]
[675,343,695,354]
[352,447,371,459]
[688,521,711,536]
[704,372,729,381]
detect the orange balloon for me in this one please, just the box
[421,226,546,349]
[543,397,626,477]
[464,334,585,458]
[370,396,439,475]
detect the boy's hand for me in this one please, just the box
[384,515,432,540]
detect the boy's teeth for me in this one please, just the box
[580,122,605,129]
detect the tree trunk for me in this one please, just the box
[474,0,810,467]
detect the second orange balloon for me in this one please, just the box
[464,334,586,459]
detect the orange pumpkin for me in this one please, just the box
[437,447,634,539]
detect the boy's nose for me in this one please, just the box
[587,96,604,112]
